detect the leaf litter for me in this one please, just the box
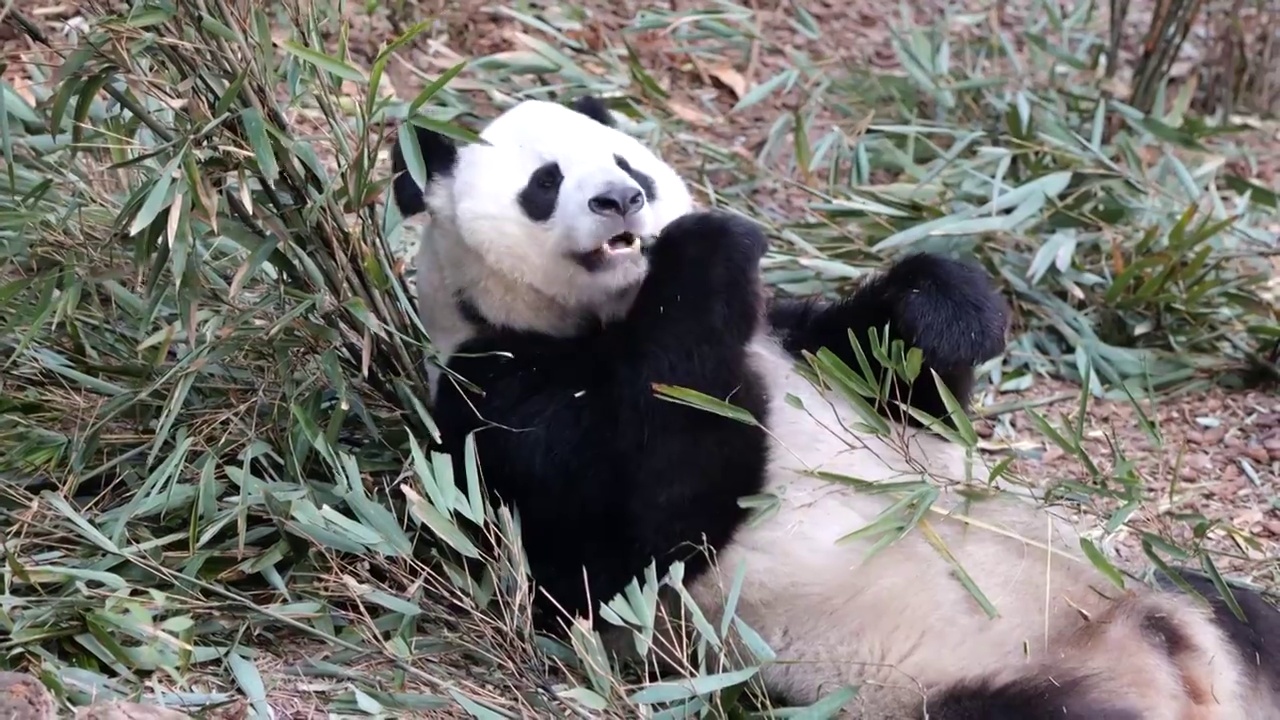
[0,0,1277,717]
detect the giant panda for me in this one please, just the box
[388,96,1280,718]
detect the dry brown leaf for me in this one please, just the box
[582,60,611,78]
[707,64,747,100]
[9,72,36,106]
[667,100,711,126]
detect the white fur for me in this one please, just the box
[410,100,695,396]
[662,333,1255,718]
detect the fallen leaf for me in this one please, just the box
[667,100,711,126]
[582,60,611,78]
[10,74,36,106]
[708,64,747,100]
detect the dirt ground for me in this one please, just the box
[1,0,1278,716]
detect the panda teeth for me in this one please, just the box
[603,233,641,253]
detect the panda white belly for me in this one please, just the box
[679,334,1113,717]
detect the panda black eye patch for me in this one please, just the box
[518,161,564,222]
[614,154,658,202]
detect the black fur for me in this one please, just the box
[570,95,616,127]
[455,293,488,328]
[1160,568,1280,696]
[431,210,772,627]
[390,96,640,221]
[390,121,459,217]
[615,154,658,202]
[517,161,564,222]
[924,676,1141,719]
[768,252,1009,426]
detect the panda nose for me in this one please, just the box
[588,184,645,217]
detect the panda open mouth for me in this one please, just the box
[603,232,641,253]
[574,232,645,270]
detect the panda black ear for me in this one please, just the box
[569,95,616,128]
[390,121,459,217]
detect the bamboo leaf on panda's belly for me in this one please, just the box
[834,485,932,548]
[1140,532,1191,560]
[904,407,966,446]
[843,330,880,390]
[651,384,760,426]
[738,493,780,527]
[805,349,892,437]
[916,518,999,619]
[460,434,486,525]
[672,583,723,650]
[807,348,875,399]
[903,371,978,447]
[1079,538,1126,590]
[731,616,777,664]
[812,473,930,496]
[1199,555,1248,624]
[779,685,862,718]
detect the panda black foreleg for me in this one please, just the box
[768,252,1009,425]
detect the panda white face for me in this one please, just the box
[416,100,695,321]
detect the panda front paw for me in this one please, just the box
[634,210,768,341]
[881,252,1009,370]
[652,210,768,269]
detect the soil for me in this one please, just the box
[1,0,1277,717]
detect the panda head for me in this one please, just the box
[391,97,695,330]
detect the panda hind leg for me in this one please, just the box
[768,252,1009,425]
[925,584,1272,720]
[921,676,1141,720]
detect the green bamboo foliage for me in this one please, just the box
[0,0,1274,717]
